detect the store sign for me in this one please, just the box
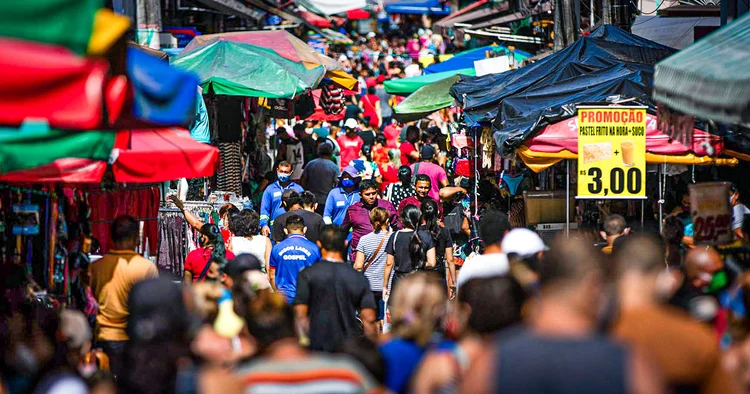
[577,106,647,199]
[689,182,732,245]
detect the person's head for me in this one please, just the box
[361,144,373,161]
[317,225,347,259]
[317,141,334,158]
[419,144,435,162]
[388,149,401,168]
[375,133,387,148]
[502,228,547,287]
[420,198,440,238]
[389,272,447,346]
[454,276,525,337]
[219,203,235,221]
[369,207,390,232]
[405,125,420,144]
[199,224,228,281]
[359,179,380,206]
[277,161,293,184]
[414,174,431,199]
[367,86,376,95]
[679,191,691,213]
[292,123,305,139]
[276,126,291,141]
[685,247,724,291]
[281,189,301,211]
[242,291,297,354]
[663,216,684,246]
[478,210,510,249]
[397,165,413,186]
[229,209,260,238]
[340,166,360,191]
[344,118,358,134]
[220,254,263,290]
[300,191,318,212]
[600,214,629,245]
[224,206,240,229]
[111,215,139,250]
[60,309,92,366]
[611,233,678,302]
[284,215,307,236]
[730,183,742,206]
[538,236,604,322]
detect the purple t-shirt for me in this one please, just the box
[342,199,401,260]
[410,162,447,201]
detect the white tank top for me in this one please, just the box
[231,236,268,269]
[285,141,304,180]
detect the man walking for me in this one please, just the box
[300,142,340,214]
[273,190,325,244]
[398,174,443,218]
[457,210,510,289]
[260,161,304,236]
[323,166,361,226]
[410,145,448,201]
[89,215,159,378]
[342,179,400,262]
[268,215,321,302]
[294,225,378,352]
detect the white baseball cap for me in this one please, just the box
[501,228,548,257]
[344,118,358,129]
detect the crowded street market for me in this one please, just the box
[1,0,750,393]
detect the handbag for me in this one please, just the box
[363,231,389,272]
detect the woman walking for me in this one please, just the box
[228,209,272,272]
[184,224,235,283]
[420,198,457,299]
[385,165,416,210]
[354,207,392,329]
[383,204,436,298]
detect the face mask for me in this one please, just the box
[341,179,355,188]
[277,172,291,182]
[706,270,728,294]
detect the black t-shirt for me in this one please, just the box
[301,136,317,165]
[345,104,362,120]
[420,225,452,277]
[358,129,376,147]
[272,209,325,244]
[385,229,435,273]
[293,260,376,352]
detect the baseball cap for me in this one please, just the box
[501,228,548,257]
[420,144,436,159]
[366,31,376,39]
[224,254,262,281]
[340,165,361,179]
[344,118,358,129]
[377,75,386,84]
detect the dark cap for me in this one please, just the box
[420,144,435,159]
[224,254,263,280]
[127,277,189,343]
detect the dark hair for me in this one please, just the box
[277,160,292,170]
[405,126,420,144]
[230,210,260,237]
[361,145,373,161]
[282,189,300,209]
[478,210,510,246]
[226,206,240,228]
[242,293,296,354]
[199,224,228,269]
[540,236,601,289]
[292,123,305,135]
[339,337,387,385]
[375,133,387,146]
[112,215,138,244]
[415,173,431,186]
[459,276,525,335]
[367,86,376,95]
[359,179,379,193]
[401,204,426,267]
[300,191,317,208]
[219,204,235,217]
[663,216,684,268]
[285,215,305,232]
[397,165,412,185]
[612,233,667,276]
[603,214,627,236]
[318,225,347,256]
[420,198,441,241]
[317,141,334,156]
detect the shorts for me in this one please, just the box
[372,291,385,321]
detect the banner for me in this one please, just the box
[577,106,647,199]
[689,182,732,245]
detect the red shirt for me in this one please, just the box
[384,124,401,149]
[400,141,417,166]
[184,247,236,282]
[337,134,364,170]
[397,196,443,219]
[380,164,399,192]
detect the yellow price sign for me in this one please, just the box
[577,106,646,199]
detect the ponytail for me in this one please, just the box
[200,224,229,270]
[420,198,441,241]
[401,204,425,269]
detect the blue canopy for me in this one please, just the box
[385,0,450,15]
[424,45,531,74]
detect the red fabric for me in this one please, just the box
[184,247,236,282]
[306,89,345,122]
[337,134,364,170]
[89,187,161,255]
[525,113,723,156]
[113,128,219,183]
[299,10,333,28]
[400,141,417,165]
[380,164,399,192]
[0,37,108,130]
[361,94,380,129]
[0,158,107,183]
[384,124,401,149]
[346,9,370,19]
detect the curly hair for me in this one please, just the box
[230,210,260,237]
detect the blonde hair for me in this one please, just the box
[388,149,401,168]
[389,272,447,346]
[369,207,390,231]
[191,282,224,323]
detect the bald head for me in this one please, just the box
[685,248,723,289]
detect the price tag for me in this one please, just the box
[576,106,647,199]
[689,183,732,245]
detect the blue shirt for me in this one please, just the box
[260,181,304,227]
[323,187,360,226]
[269,234,320,301]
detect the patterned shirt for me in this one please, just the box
[385,183,415,211]
[356,230,392,291]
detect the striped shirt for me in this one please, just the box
[356,230,391,292]
[237,353,382,394]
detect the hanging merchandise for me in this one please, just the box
[480,126,493,169]
[321,84,345,115]
[217,142,243,197]
[294,90,315,120]
[12,201,40,235]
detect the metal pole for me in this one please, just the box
[590,0,595,30]
[640,199,644,229]
[566,160,570,237]
[658,164,663,234]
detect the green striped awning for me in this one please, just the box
[653,12,750,125]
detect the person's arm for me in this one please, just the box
[292,271,311,341]
[260,188,272,236]
[169,196,204,231]
[384,254,395,297]
[293,304,310,339]
[184,270,193,283]
[354,250,366,271]
[438,187,466,202]
[459,347,496,394]
[446,246,456,299]
[375,100,383,126]
[300,169,308,189]
[413,354,454,394]
[341,206,354,233]
[276,142,286,163]
[425,247,436,269]
[323,192,335,224]
[268,266,278,292]
[360,308,378,342]
[409,149,419,161]
[263,237,272,273]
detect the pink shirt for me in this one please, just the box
[337,134,364,171]
[410,161,447,201]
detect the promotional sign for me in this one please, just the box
[689,182,732,245]
[577,106,647,199]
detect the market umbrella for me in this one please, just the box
[177,31,356,91]
[393,75,460,122]
[385,68,476,96]
[322,29,353,45]
[0,128,219,183]
[653,12,750,126]
[424,45,531,74]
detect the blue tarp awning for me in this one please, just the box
[424,45,531,74]
[385,0,450,15]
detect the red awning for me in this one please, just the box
[0,128,218,184]
[346,9,370,19]
[435,0,487,23]
[299,9,333,28]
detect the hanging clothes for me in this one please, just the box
[88,187,160,254]
[216,142,242,196]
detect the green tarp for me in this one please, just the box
[0,123,115,174]
[171,40,325,98]
[653,12,750,125]
[0,0,100,54]
[384,68,475,96]
[393,75,460,122]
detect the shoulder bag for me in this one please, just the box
[363,231,390,272]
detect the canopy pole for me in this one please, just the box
[640,199,644,229]
[566,159,570,237]
[658,164,663,234]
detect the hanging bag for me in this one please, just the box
[363,231,390,273]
